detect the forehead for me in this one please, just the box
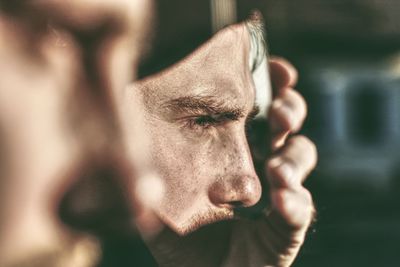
[139,22,256,109]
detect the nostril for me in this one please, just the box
[228,201,245,208]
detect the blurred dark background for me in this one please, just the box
[263,1,400,266]
[112,1,400,266]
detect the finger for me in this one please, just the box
[269,88,307,135]
[270,131,289,151]
[269,187,315,231]
[266,135,317,188]
[269,56,298,94]
[133,172,165,238]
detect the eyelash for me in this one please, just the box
[181,113,244,134]
[186,115,219,130]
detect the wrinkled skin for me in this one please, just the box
[0,1,158,266]
[131,22,317,267]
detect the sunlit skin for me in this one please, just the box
[135,23,262,233]
[131,21,317,267]
[0,1,157,266]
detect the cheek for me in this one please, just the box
[149,125,239,182]
[147,124,215,209]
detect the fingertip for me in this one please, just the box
[270,188,314,230]
[270,189,303,230]
[133,172,164,237]
[269,57,298,92]
[135,172,164,208]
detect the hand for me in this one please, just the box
[147,57,317,267]
[221,57,317,267]
[0,3,160,265]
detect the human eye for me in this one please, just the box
[183,112,239,133]
[186,114,219,130]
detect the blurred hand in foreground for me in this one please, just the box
[0,1,163,266]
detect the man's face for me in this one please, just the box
[134,23,263,235]
[0,0,152,266]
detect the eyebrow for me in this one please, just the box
[247,105,261,123]
[163,95,244,118]
[163,95,260,121]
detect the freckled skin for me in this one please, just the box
[131,20,316,267]
[133,23,262,235]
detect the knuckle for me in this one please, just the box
[298,135,318,170]
[284,136,318,180]
[280,90,307,131]
[291,91,307,121]
[297,187,315,216]
[291,135,317,154]
[301,188,314,206]
[285,90,306,111]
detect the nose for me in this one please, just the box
[208,174,262,208]
[207,129,262,209]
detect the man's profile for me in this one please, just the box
[129,16,317,267]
